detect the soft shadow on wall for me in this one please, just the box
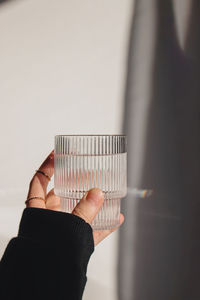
[118,0,200,300]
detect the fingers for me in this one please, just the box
[45,188,60,211]
[93,214,124,246]
[72,189,124,246]
[26,150,54,208]
[72,188,104,224]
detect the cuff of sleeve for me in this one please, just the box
[18,208,94,254]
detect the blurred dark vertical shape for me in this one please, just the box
[0,0,12,4]
[118,0,200,299]
[180,1,200,298]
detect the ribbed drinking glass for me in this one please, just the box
[54,135,127,230]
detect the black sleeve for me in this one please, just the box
[0,208,94,300]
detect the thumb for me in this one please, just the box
[72,188,104,224]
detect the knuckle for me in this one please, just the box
[30,175,37,185]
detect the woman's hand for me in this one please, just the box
[26,150,124,246]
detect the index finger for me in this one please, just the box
[26,150,54,207]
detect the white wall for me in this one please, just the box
[0,0,132,299]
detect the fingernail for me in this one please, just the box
[85,188,104,205]
[50,150,54,159]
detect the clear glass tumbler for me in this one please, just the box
[54,135,127,230]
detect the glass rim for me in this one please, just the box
[55,134,127,137]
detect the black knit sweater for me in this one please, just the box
[0,208,94,300]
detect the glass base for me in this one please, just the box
[60,197,121,231]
